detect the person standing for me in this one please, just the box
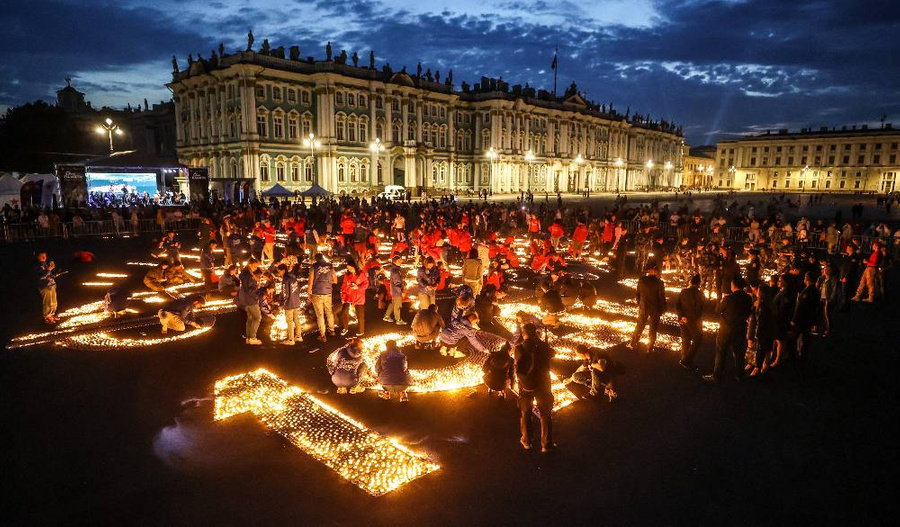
[747,279,777,376]
[382,254,407,325]
[416,256,440,310]
[199,240,218,289]
[792,271,820,363]
[339,260,369,336]
[159,231,181,264]
[279,263,303,345]
[35,251,59,324]
[514,323,555,452]
[704,276,753,384]
[852,241,881,303]
[461,249,484,297]
[816,265,839,335]
[237,259,264,345]
[629,261,667,353]
[259,218,277,266]
[676,273,705,371]
[308,253,337,343]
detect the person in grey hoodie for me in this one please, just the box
[376,340,411,401]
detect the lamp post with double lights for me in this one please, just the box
[615,157,624,193]
[574,153,585,195]
[664,161,673,188]
[524,149,535,191]
[304,133,322,186]
[646,159,654,190]
[95,118,123,153]
[486,146,498,193]
[369,137,385,186]
[728,165,736,189]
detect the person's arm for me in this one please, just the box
[308,268,314,296]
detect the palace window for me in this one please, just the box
[260,162,270,181]
[288,116,298,139]
[256,86,265,99]
[359,95,367,107]
[273,87,282,101]
[359,118,369,142]
[377,161,383,184]
[348,117,357,142]
[336,115,345,141]
[291,164,299,181]
[350,163,358,182]
[376,96,383,109]
[392,123,401,143]
[276,163,285,181]
[376,122,384,140]
[273,115,284,138]
[336,92,344,105]
[408,123,416,141]
[338,162,346,182]
[301,90,310,104]
[392,99,400,111]
[348,93,355,106]
[287,90,296,104]
[302,116,312,137]
[257,114,267,137]
[858,155,865,164]
[305,161,313,181]
[361,162,369,182]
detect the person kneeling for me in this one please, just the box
[158,294,206,334]
[412,304,445,350]
[567,344,618,401]
[482,342,515,398]
[376,340,411,402]
[327,338,369,394]
[439,312,488,358]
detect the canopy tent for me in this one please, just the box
[299,183,332,197]
[261,183,294,197]
[20,173,61,208]
[0,173,23,208]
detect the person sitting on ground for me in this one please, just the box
[411,304,445,350]
[103,287,129,317]
[158,294,206,334]
[566,344,618,401]
[537,278,565,327]
[327,338,369,394]
[510,310,546,345]
[143,263,169,292]
[482,342,515,398]
[163,262,200,287]
[376,339,411,402]
[450,285,476,322]
[218,264,240,297]
[474,284,505,335]
[439,311,489,358]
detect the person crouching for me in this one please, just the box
[328,338,369,394]
[376,340,411,402]
[158,294,206,334]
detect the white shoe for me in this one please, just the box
[246,338,262,345]
[281,340,295,346]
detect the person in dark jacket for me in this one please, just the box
[704,276,753,384]
[771,274,795,368]
[412,304,445,349]
[792,271,820,363]
[515,323,555,452]
[199,240,218,288]
[327,338,368,394]
[218,265,239,297]
[566,344,617,401]
[278,263,303,345]
[718,247,740,302]
[836,244,860,312]
[382,255,407,325]
[237,259,264,345]
[376,340,411,401]
[482,342,515,398]
[416,256,440,309]
[629,261,667,352]
[676,273,705,370]
[158,294,205,334]
[747,279,777,376]
[103,287,129,317]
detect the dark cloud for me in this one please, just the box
[2,0,899,145]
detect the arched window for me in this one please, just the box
[304,158,313,182]
[273,114,284,139]
[359,117,369,143]
[361,161,369,182]
[376,122,384,141]
[276,162,286,181]
[376,96,383,109]
[482,129,490,149]
[392,122,402,143]
[348,115,357,142]
[457,130,464,149]
[350,162,358,182]
[291,163,299,182]
[336,91,344,105]
[348,93,355,106]
[338,161,346,182]
[438,125,447,148]
[288,115,298,139]
[408,122,416,141]
[335,114,346,141]
[301,114,312,137]
[260,160,270,181]
[377,161,383,184]
[257,113,268,137]
[359,95,367,107]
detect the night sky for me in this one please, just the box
[2,0,899,145]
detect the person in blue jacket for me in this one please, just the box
[382,254,407,325]
[327,338,369,394]
[278,262,304,345]
[199,240,218,288]
[376,339,411,401]
[237,259,265,345]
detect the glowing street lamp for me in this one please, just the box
[524,149,535,190]
[486,146,498,192]
[646,159,654,190]
[303,133,322,185]
[615,157,624,193]
[664,161,673,188]
[369,137,385,185]
[95,117,123,153]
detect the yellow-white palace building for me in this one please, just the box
[168,43,683,195]
[715,125,900,193]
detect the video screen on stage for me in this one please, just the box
[86,172,159,196]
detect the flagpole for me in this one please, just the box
[553,46,558,98]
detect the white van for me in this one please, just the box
[378,185,406,200]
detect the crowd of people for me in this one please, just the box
[32,190,899,452]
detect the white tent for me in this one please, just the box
[0,173,23,208]
[20,173,61,208]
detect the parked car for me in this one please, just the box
[378,185,406,201]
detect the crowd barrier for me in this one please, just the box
[1,218,202,243]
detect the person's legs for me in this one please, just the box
[796,331,812,363]
[732,334,747,379]
[355,304,365,334]
[392,296,403,322]
[40,287,55,318]
[312,294,327,335]
[535,389,554,449]
[631,309,648,347]
[518,392,535,447]
[340,303,350,330]
[245,304,262,339]
[285,308,296,341]
[647,314,661,351]
[681,322,702,366]
[417,292,431,310]
[322,295,335,333]
[712,334,729,382]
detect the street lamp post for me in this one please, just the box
[303,133,322,186]
[646,160,654,190]
[575,154,585,195]
[524,149,535,191]
[369,138,385,187]
[614,157,624,193]
[95,118,123,153]
[664,161,673,189]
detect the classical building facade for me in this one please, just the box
[716,125,900,193]
[682,144,716,188]
[168,44,683,195]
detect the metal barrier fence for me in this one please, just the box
[2,218,202,243]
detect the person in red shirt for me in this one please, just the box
[548,220,564,249]
[852,241,882,302]
[570,221,589,258]
[259,219,277,266]
[339,260,369,335]
[340,213,356,239]
[528,214,541,235]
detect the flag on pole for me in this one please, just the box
[551,53,558,70]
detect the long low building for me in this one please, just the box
[168,43,683,196]
[716,125,900,193]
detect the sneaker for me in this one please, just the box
[701,374,718,385]
[327,330,336,337]
[161,327,167,335]
[438,346,449,356]
[450,349,466,359]
[246,338,262,345]
[379,391,391,400]
[588,389,599,397]
[336,387,348,394]
[281,340,295,346]
[519,438,533,451]
[383,316,394,322]
[349,385,365,394]
[395,319,408,326]
[541,443,557,453]
[399,392,409,402]
[317,334,327,343]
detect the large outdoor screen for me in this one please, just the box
[86,172,159,195]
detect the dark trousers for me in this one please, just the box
[201,269,213,289]
[631,309,661,349]
[796,330,813,363]
[756,336,774,369]
[339,302,365,334]
[518,388,554,448]
[713,328,747,382]
[680,320,703,366]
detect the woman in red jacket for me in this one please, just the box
[340,260,369,336]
